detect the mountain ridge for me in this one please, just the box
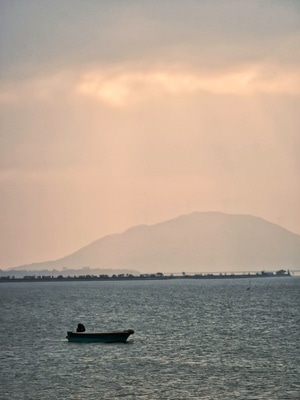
[8,212,300,273]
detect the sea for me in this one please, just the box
[1,277,299,400]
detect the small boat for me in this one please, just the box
[66,329,134,343]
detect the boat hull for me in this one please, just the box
[66,329,134,343]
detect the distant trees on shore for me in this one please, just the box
[0,269,291,282]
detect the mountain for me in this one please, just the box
[10,212,300,274]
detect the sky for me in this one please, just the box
[0,0,299,269]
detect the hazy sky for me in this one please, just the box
[0,0,299,269]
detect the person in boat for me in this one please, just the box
[76,323,85,332]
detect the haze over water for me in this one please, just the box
[1,277,299,399]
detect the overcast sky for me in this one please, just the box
[0,0,299,269]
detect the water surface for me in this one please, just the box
[1,277,299,399]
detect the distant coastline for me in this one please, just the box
[0,269,291,282]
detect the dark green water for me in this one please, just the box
[1,278,299,399]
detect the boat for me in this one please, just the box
[66,329,134,343]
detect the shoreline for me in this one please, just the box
[0,270,292,282]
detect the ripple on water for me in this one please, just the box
[0,278,299,399]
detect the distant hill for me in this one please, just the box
[8,212,300,274]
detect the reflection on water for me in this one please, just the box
[1,278,299,399]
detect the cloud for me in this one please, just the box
[1,0,299,79]
[76,63,300,108]
[1,57,298,178]
[1,60,299,112]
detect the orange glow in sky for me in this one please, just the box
[0,0,299,268]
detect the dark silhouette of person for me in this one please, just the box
[76,323,85,332]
